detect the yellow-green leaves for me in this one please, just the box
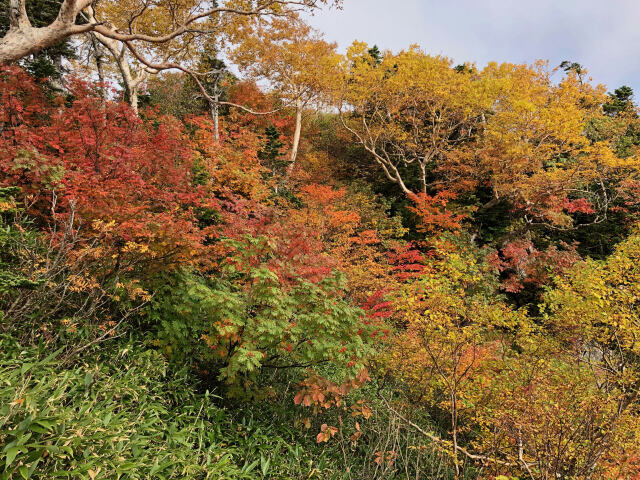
[544,229,640,359]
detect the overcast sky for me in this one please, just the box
[305,0,640,94]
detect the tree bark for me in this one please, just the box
[1,0,326,65]
[0,24,81,64]
[90,33,106,98]
[210,80,221,145]
[0,0,93,64]
[211,96,220,144]
[127,83,139,114]
[287,97,303,176]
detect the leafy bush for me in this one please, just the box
[0,187,41,300]
[149,236,373,390]
[148,239,370,394]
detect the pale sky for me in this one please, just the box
[305,0,640,94]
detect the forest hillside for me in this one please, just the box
[2,1,640,479]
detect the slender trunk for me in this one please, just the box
[128,85,139,115]
[287,98,303,176]
[451,388,460,479]
[90,33,106,99]
[211,89,220,145]
[96,55,105,89]
[212,101,220,143]
[419,161,427,194]
[46,55,65,90]
[92,32,143,115]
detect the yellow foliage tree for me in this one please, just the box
[341,46,640,227]
[230,14,340,172]
[477,62,638,227]
[340,43,490,196]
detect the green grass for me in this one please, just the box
[0,334,351,480]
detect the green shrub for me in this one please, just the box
[148,236,373,390]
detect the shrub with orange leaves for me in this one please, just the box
[0,68,216,275]
[407,191,469,234]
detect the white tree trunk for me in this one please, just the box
[92,31,148,115]
[287,98,303,176]
[211,87,220,145]
[0,25,77,64]
[128,84,139,114]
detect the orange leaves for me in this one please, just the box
[292,182,407,306]
[349,421,362,443]
[295,376,373,446]
[294,370,371,417]
[374,450,397,467]
[0,68,227,281]
[387,242,427,281]
[350,399,372,420]
[230,13,339,108]
[299,183,361,233]
[454,342,499,380]
[294,375,352,410]
[298,185,362,251]
[316,424,338,443]
[327,208,361,228]
[562,197,596,215]
[300,183,346,205]
[407,191,468,234]
[354,368,371,385]
[349,229,379,246]
[294,387,327,408]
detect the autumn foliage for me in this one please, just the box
[4,14,640,479]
